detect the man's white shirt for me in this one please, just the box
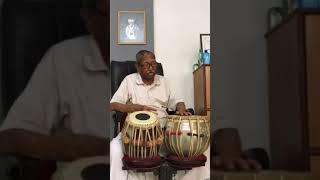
[110,73,183,127]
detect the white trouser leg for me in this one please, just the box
[110,133,157,180]
[175,146,211,180]
[110,133,128,180]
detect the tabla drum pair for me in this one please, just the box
[121,111,210,169]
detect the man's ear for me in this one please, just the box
[135,63,139,71]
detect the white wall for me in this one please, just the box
[154,0,210,109]
[213,0,281,151]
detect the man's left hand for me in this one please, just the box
[175,102,192,116]
[175,110,192,116]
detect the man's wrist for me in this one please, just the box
[127,104,143,112]
[133,104,143,111]
[176,102,186,111]
[138,104,144,111]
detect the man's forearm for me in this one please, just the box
[111,102,142,113]
[0,129,109,161]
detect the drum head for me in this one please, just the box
[127,111,158,126]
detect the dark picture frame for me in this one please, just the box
[118,11,146,45]
[200,34,210,53]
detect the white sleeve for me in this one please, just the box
[110,76,130,104]
[0,46,60,135]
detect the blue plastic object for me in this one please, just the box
[203,50,210,64]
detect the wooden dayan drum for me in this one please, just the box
[121,111,163,158]
[165,115,210,158]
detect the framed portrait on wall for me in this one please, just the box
[118,11,146,45]
[200,34,210,53]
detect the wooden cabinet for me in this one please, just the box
[193,65,210,117]
[310,157,320,180]
[266,10,320,175]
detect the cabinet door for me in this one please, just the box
[194,66,205,115]
[305,15,320,148]
[205,66,210,110]
[194,65,210,115]
[267,13,306,170]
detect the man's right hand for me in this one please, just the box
[141,105,157,112]
[0,129,109,161]
[111,102,157,113]
[130,104,157,114]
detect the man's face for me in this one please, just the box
[137,55,157,81]
[128,19,135,25]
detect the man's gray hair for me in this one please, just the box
[136,50,156,65]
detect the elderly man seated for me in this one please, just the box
[110,50,210,180]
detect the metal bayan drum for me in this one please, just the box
[165,115,210,158]
[121,111,164,158]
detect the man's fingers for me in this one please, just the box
[233,158,250,171]
[143,106,157,111]
[175,111,192,116]
[151,111,158,115]
[147,107,157,111]
[184,111,192,116]
[246,158,262,170]
[142,106,158,115]
[221,159,236,171]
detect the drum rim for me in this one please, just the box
[166,115,209,121]
[127,111,159,126]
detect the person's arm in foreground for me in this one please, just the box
[0,129,109,161]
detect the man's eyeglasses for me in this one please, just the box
[140,62,158,69]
